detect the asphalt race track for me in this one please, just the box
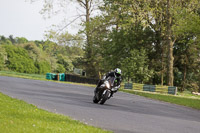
[0,76,200,133]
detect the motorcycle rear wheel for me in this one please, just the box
[93,95,99,103]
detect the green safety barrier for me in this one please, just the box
[124,83,133,89]
[46,73,53,80]
[46,73,98,84]
[59,73,65,81]
[132,83,143,90]
[52,74,57,80]
[168,86,177,95]
[123,82,177,95]
[46,73,57,80]
[143,85,155,92]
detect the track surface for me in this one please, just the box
[0,76,200,133]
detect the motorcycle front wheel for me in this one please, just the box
[100,90,110,104]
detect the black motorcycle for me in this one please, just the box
[93,76,115,104]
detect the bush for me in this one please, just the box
[188,82,199,92]
[4,45,38,73]
[56,64,65,73]
[0,46,7,70]
[35,61,51,74]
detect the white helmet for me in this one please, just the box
[114,68,122,77]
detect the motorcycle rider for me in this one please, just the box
[94,68,122,97]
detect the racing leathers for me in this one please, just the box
[94,71,122,96]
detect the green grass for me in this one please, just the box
[177,90,200,99]
[120,89,200,110]
[0,92,111,133]
[0,71,45,80]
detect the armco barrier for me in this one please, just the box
[168,86,177,95]
[123,82,177,95]
[124,83,133,89]
[65,74,99,84]
[143,85,155,92]
[132,83,143,90]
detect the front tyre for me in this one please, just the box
[100,90,110,105]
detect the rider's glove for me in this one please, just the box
[112,85,120,92]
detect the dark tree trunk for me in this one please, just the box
[166,0,174,86]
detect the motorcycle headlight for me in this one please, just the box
[105,81,110,89]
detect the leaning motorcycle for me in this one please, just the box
[93,76,115,105]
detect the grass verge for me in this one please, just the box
[120,89,200,110]
[0,71,96,88]
[0,92,111,133]
[0,71,45,80]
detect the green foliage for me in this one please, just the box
[0,35,84,74]
[172,2,200,37]
[57,54,73,72]
[56,64,65,73]
[21,43,43,61]
[122,49,153,83]
[35,61,51,74]
[1,0,200,90]
[0,35,12,45]
[98,0,200,90]
[0,46,7,70]
[45,30,84,47]
[4,45,38,73]
[173,35,200,91]
[16,37,28,44]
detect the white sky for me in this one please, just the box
[0,0,79,41]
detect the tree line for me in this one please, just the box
[1,0,200,92]
[59,0,199,92]
[0,34,84,75]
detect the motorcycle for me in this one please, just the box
[93,76,115,104]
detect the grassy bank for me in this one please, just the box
[0,71,96,87]
[120,89,200,110]
[0,92,111,133]
[0,71,45,80]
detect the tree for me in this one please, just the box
[0,36,12,45]
[16,37,28,44]
[147,0,200,86]
[9,35,16,44]
[30,0,102,77]
[56,64,66,73]
[0,46,7,70]
[35,61,51,74]
[122,49,153,83]
[102,0,200,86]
[173,34,200,91]
[57,54,74,72]
[20,43,42,61]
[4,45,38,73]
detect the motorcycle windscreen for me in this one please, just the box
[107,77,115,87]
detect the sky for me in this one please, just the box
[0,0,79,41]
